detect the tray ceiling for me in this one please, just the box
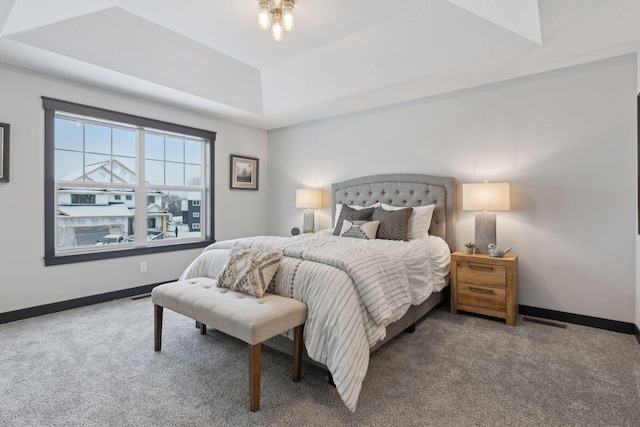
[1,0,640,129]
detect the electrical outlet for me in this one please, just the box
[140,262,147,273]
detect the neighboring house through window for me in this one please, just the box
[43,97,216,265]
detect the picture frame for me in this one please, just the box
[0,123,9,183]
[230,154,259,190]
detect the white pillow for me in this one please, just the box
[380,203,435,239]
[339,219,380,240]
[334,202,380,228]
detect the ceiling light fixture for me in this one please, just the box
[258,0,295,41]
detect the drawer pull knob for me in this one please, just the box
[469,265,494,271]
[469,286,494,295]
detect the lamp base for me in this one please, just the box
[474,212,496,254]
[303,210,315,233]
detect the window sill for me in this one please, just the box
[44,240,213,266]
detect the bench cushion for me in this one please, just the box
[151,278,307,345]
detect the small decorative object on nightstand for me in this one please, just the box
[464,242,476,255]
[450,250,519,326]
[488,243,511,258]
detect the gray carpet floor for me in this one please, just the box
[1,296,639,427]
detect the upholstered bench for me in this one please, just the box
[151,277,307,411]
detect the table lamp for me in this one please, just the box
[296,188,323,233]
[462,182,511,254]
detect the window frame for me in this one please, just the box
[43,97,216,266]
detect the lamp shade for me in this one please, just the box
[462,182,511,211]
[296,189,323,209]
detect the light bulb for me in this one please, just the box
[271,12,283,41]
[258,2,271,30]
[283,2,295,31]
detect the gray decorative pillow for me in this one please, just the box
[372,206,413,241]
[217,246,283,298]
[339,220,380,240]
[332,204,375,235]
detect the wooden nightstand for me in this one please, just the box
[450,251,519,326]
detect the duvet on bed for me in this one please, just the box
[179,232,450,411]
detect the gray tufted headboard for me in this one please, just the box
[332,174,457,252]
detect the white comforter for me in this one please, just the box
[179,233,450,411]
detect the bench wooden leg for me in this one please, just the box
[293,324,304,382]
[154,305,163,351]
[249,343,261,412]
[200,323,207,335]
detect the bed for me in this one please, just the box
[330,173,456,347]
[179,173,456,411]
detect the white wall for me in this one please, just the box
[267,54,637,323]
[0,63,269,314]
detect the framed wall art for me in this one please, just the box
[230,154,259,190]
[0,123,9,183]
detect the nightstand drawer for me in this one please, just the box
[457,282,506,311]
[457,262,506,288]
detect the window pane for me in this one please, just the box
[85,153,111,182]
[185,164,201,187]
[145,133,164,160]
[165,137,184,162]
[55,149,83,180]
[153,190,204,241]
[165,162,184,186]
[112,156,136,184]
[54,118,83,151]
[57,188,134,249]
[146,190,169,242]
[145,160,164,185]
[185,140,201,164]
[113,128,136,157]
[85,123,111,154]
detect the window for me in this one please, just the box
[71,194,95,205]
[193,212,200,218]
[44,98,216,265]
